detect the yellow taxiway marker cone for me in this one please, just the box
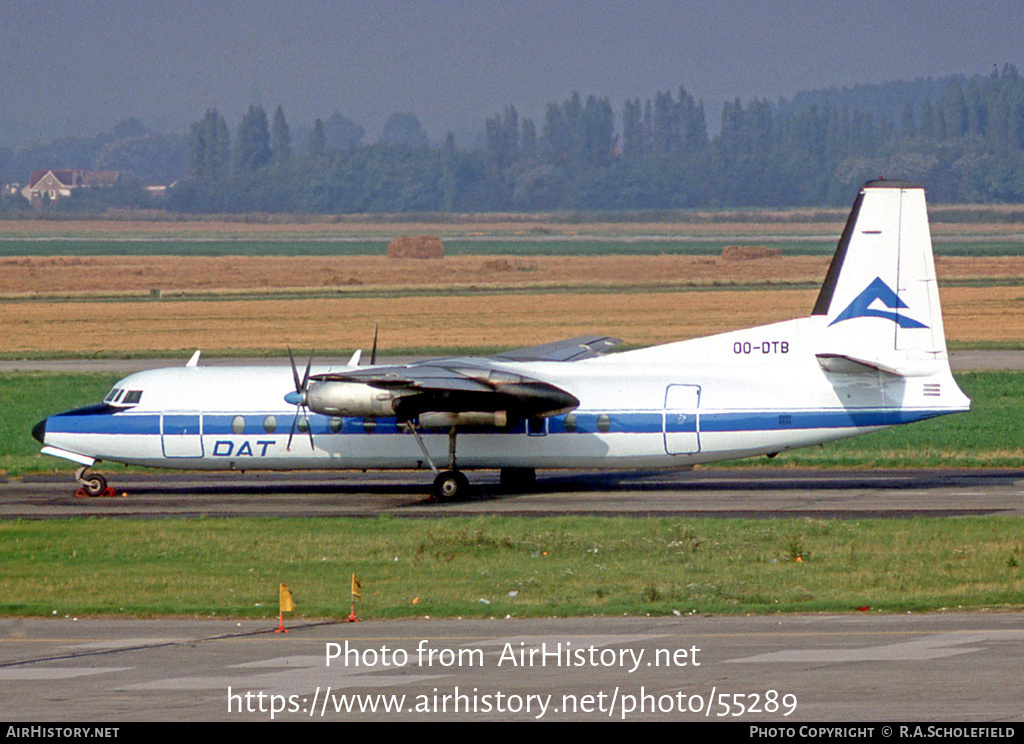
[276,583,296,633]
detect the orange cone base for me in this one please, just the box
[75,487,120,499]
[346,610,360,623]
[275,613,289,633]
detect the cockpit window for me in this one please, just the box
[105,388,143,408]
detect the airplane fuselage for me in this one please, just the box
[36,315,967,474]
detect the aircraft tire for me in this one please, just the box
[432,470,470,502]
[82,472,108,498]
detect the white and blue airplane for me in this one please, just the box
[33,180,970,500]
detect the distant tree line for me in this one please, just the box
[4,66,1024,213]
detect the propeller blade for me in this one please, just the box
[288,346,301,393]
[370,324,378,366]
[285,348,316,451]
[287,411,298,451]
[301,353,313,393]
[287,410,315,451]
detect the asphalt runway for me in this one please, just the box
[4,467,1024,519]
[1,613,1022,721]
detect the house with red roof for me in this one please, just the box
[22,169,119,206]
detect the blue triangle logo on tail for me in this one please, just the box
[829,277,929,328]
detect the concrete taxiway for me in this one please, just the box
[1,613,1022,721]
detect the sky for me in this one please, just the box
[2,0,1022,148]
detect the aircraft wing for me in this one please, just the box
[303,336,619,420]
[308,347,608,419]
[310,362,579,418]
[491,334,621,362]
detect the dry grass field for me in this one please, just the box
[3,254,833,295]
[0,215,854,240]
[2,253,1024,297]
[0,254,1021,355]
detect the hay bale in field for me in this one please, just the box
[480,258,514,272]
[721,245,781,260]
[387,235,444,259]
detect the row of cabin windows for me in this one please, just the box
[100,400,612,435]
[227,413,612,435]
[232,415,355,435]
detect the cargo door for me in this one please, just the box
[161,413,204,458]
[664,385,700,455]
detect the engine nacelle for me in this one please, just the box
[305,382,396,417]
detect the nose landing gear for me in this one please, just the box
[74,466,117,498]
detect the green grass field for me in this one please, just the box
[1,515,1021,618]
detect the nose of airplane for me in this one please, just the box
[32,418,46,444]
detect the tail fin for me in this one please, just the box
[813,180,949,376]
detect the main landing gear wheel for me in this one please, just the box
[432,470,470,502]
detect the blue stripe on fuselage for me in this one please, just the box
[42,407,952,438]
[47,409,160,436]
[699,408,949,432]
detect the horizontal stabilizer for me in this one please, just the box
[815,352,941,377]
